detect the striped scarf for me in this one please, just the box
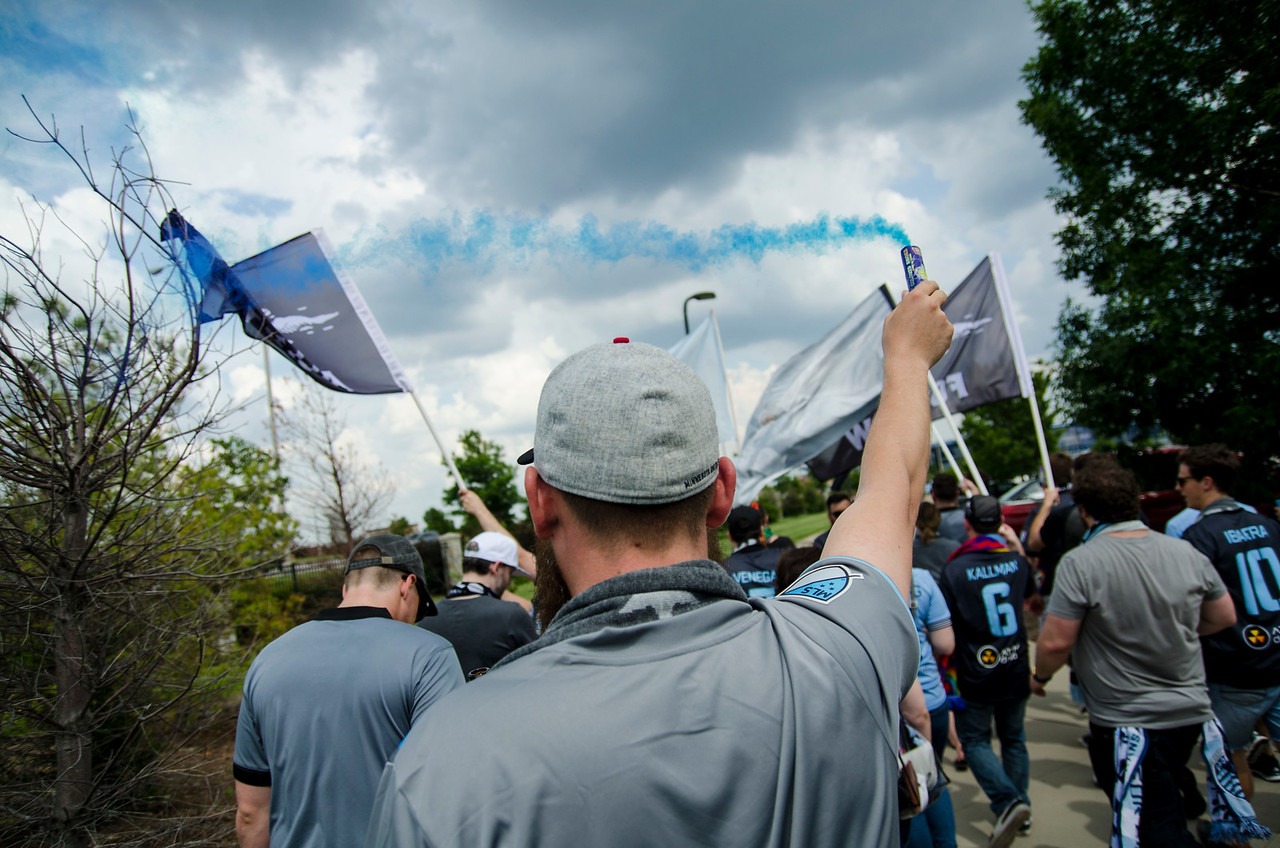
[1110,719,1270,847]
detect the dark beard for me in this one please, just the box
[533,539,572,632]
[533,529,724,631]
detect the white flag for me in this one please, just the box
[734,286,892,504]
[669,312,739,452]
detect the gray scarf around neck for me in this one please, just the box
[494,559,748,669]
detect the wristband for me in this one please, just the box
[1032,669,1052,684]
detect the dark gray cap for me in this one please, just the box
[964,495,1003,534]
[518,338,720,505]
[347,533,437,620]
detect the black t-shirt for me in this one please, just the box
[1184,499,1280,688]
[938,541,1036,703]
[1036,492,1085,597]
[419,595,537,678]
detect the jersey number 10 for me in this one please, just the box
[1236,547,1280,617]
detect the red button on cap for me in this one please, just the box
[613,337,629,344]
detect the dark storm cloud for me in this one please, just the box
[6,1,1048,215]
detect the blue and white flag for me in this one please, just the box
[669,312,739,452]
[161,211,411,394]
[734,286,893,504]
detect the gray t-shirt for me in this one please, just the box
[233,607,464,848]
[937,507,967,543]
[912,533,960,581]
[1048,522,1226,728]
[366,558,916,847]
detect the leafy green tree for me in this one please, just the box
[761,473,826,518]
[387,516,413,536]
[433,430,523,537]
[421,506,458,535]
[178,436,296,568]
[1020,0,1280,466]
[957,370,1060,484]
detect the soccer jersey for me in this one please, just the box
[1184,499,1280,688]
[938,536,1035,703]
[722,541,783,598]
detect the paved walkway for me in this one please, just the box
[945,672,1280,847]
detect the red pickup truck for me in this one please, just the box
[999,447,1186,536]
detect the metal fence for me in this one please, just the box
[257,557,346,593]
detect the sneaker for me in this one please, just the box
[1251,750,1280,782]
[955,756,969,772]
[1079,733,1092,748]
[1018,813,1033,836]
[989,801,1032,848]
[1247,732,1269,764]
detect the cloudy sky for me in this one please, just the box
[1,1,1073,538]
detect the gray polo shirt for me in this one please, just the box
[366,557,916,847]
[233,607,464,848]
[1048,522,1226,728]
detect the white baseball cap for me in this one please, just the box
[464,532,527,575]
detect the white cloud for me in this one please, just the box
[0,1,1079,540]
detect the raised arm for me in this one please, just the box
[824,281,953,599]
[459,488,538,578]
[1025,485,1059,553]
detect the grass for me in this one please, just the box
[769,512,830,544]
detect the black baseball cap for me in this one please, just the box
[964,495,1002,534]
[347,534,438,621]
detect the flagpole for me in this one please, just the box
[990,253,1055,489]
[885,285,989,494]
[408,390,469,490]
[926,372,989,495]
[263,344,280,463]
[930,423,964,482]
[710,310,741,452]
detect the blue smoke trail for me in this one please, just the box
[347,212,909,273]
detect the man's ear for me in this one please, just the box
[706,457,737,528]
[526,467,559,538]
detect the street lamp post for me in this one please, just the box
[683,291,716,334]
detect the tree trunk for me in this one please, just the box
[52,500,92,848]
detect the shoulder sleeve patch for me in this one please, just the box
[778,563,865,604]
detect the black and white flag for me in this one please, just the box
[162,211,411,395]
[807,256,1026,481]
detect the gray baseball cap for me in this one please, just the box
[347,533,438,620]
[517,338,720,505]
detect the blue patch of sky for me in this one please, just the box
[890,159,950,211]
[345,211,910,273]
[218,190,293,219]
[3,12,112,86]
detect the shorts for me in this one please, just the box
[1207,682,1280,749]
